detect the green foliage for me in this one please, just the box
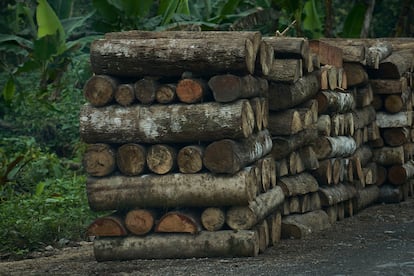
[303,0,323,38]
[341,2,367,38]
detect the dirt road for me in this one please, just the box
[1,198,413,275]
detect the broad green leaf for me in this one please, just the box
[0,34,33,49]
[35,182,46,196]
[33,35,59,61]
[92,0,118,22]
[2,77,16,102]
[342,2,367,38]
[159,0,179,25]
[36,0,65,43]
[61,12,95,35]
[177,0,190,15]
[49,0,74,19]
[120,0,153,17]
[303,0,323,38]
[220,0,241,16]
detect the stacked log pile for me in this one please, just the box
[80,31,286,260]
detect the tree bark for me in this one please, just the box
[281,210,331,239]
[177,145,204,174]
[378,184,403,203]
[125,209,158,235]
[298,146,319,171]
[366,41,392,69]
[226,186,285,230]
[312,159,332,186]
[318,38,366,64]
[115,83,135,106]
[261,37,310,60]
[343,63,368,87]
[83,75,118,107]
[370,77,408,94]
[268,109,303,135]
[316,90,355,114]
[203,129,272,174]
[352,85,373,108]
[146,144,177,175]
[116,143,146,176]
[309,40,343,67]
[382,127,410,146]
[201,207,226,231]
[313,136,357,159]
[83,144,116,177]
[87,167,258,211]
[87,213,128,237]
[155,209,202,234]
[134,77,158,104]
[268,71,320,111]
[318,184,356,206]
[387,160,414,186]
[376,111,412,128]
[368,51,414,79]
[176,78,210,104]
[317,115,331,136]
[278,172,319,197]
[372,146,404,166]
[80,99,255,144]
[250,97,263,131]
[265,59,302,83]
[352,106,376,129]
[354,185,380,211]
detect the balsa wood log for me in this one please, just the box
[115,83,135,106]
[155,84,176,104]
[116,143,146,176]
[316,90,355,114]
[354,185,380,211]
[278,172,319,197]
[382,127,410,146]
[87,213,128,237]
[226,186,285,230]
[176,78,210,104]
[313,136,356,159]
[155,209,202,234]
[265,59,302,83]
[271,126,318,160]
[343,63,368,87]
[309,40,343,67]
[83,144,116,177]
[125,209,158,235]
[203,129,272,174]
[90,36,259,77]
[177,145,204,174]
[318,184,356,206]
[268,109,303,135]
[80,99,255,144]
[87,167,258,211]
[370,77,408,94]
[366,42,393,69]
[146,144,177,175]
[372,146,404,166]
[281,210,331,239]
[93,230,260,261]
[368,51,414,79]
[134,77,158,104]
[387,160,414,186]
[376,111,412,128]
[83,75,118,107]
[208,74,267,103]
[201,207,226,231]
[268,71,320,111]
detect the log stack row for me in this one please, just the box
[80,31,288,260]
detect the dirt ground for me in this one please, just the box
[1,197,413,276]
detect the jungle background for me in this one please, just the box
[0,0,412,259]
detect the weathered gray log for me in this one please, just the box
[352,85,374,108]
[80,99,255,144]
[343,63,369,87]
[90,36,259,77]
[268,109,303,135]
[316,90,355,114]
[83,144,116,177]
[83,75,118,107]
[254,220,270,253]
[281,210,331,239]
[352,106,376,129]
[366,42,393,69]
[265,59,302,83]
[317,38,366,64]
[298,146,319,171]
[87,167,258,211]
[387,160,414,186]
[201,207,226,232]
[278,172,319,197]
[203,129,272,174]
[317,115,331,136]
[376,111,412,128]
[378,184,403,204]
[268,71,320,110]
[93,230,260,261]
[372,146,405,166]
[313,136,356,159]
[370,77,408,94]
[368,50,414,79]
[318,184,357,206]
[267,211,282,245]
[226,186,285,230]
[312,159,332,186]
[262,37,310,59]
[354,186,380,211]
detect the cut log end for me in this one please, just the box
[83,75,117,107]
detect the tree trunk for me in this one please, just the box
[83,144,116,177]
[201,207,226,231]
[268,71,320,111]
[226,186,285,230]
[387,160,414,186]
[268,109,303,135]
[155,209,202,234]
[87,213,128,237]
[83,75,118,107]
[134,77,158,104]
[376,111,412,128]
[281,210,331,239]
[203,129,272,174]
[372,146,405,166]
[278,172,319,197]
[80,99,255,144]
[343,63,369,87]
[87,167,258,211]
[370,77,408,94]
[91,35,259,77]
[177,145,204,174]
[382,127,410,146]
[155,84,177,104]
[115,83,135,106]
[313,136,357,159]
[116,143,147,176]
[146,144,177,175]
[265,59,302,83]
[318,184,356,206]
[176,78,211,104]
[354,186,380,211]
[125,209,159,235]
[316,90,355,114]
[93,230,260,261]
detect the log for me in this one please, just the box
[331,158,341,185]
[372,146,405,166]
[208,74,268,103]
[384,94,409,114]
[226,186,285,230]
[352,106,376,129]
[134,77,158,104]
[363,162,377,185]
[83,144,116,177]
[376,165,387,186]
[312,159,332,186]
[250,97,263,131]
[254,220,269,253]
[309,40,343,67]
[344,200,354,217]
[176,78,210,104]
[275,158,289,177]
[382,127,410,147]
[353,145,373,167]
[90,35,260,77]
[258,40,274,76]
[366,41,393,69]
[267,211,282,245]
[325,205,338,224]
[265,59,302,82]
[201,207,226,231]
[155,209,202,234]
[372,94,383,110]
[268,71,320,111]
[313,136,356,160]
[368,51,414,79]
[268,110,303,135]
[80,99,255,144]
[354,185,380,211]
[316,90,355,114]
[309,192,322,211]
[298,99,319,124]
[115,83,135,106]
[367,121,380,141]
[278,172,319,197]
[125,209,158,235]
[146,144,177,175]
[155,84,177,104]
[376,111,412,128]
[116,143,146,176]
[298,146,319,171]
[289,196,300,214]
[318,184,356,206]
[83,75,118,107]
[281,210,331,239]
[327,66,338,90]
[318,38,368,64]
[337,202,345,221]
[271,126,318,160]
[352,85,373,108]
[370,77,408,94]
[403,143,414,161]
[343,63,368,87]
[299,194,311,213]
[93,230,260,260]
[87,167,258,211]
[87,213,128,237]
[177,145,204,174]
[256,156,272,193]
[203,129,272,174]
[262,37,310,60]
[344,112,355,136]
[317,115,331,136]
[387,160,414,186]
[260,98,269,129]
[378,184,403,204]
